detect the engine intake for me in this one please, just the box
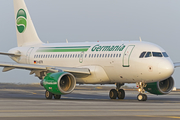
[144,76,174,95]
[43,72,76,95]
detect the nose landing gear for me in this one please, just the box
[137,82,147,101]
[109,83,125,100]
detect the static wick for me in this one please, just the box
[66,39,68,43]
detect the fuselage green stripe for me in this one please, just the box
[37,48,89,52]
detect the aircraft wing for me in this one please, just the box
[0,62,90,79]
[174,62,180,68]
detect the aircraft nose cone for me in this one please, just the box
[158,60,174,79]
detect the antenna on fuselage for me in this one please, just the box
[66,39,68,43]
[139,37,142,42]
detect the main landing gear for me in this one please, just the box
[136,82,147,101]
[109,83,125,100]
[45,90,61,100]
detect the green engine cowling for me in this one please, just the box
[144,76,174,95]
[42,72,76,95]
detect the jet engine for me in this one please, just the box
[42,72,76,95]
[144,76,174,95]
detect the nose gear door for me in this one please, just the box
[122,45,135,67]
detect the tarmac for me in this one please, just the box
[0,83,180,120]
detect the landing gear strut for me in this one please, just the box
[109,83,125,100]
[136,82,147,101]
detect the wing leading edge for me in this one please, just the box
[174,62,180,68]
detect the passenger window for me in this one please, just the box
[111,54,113,57]
[108,54,110,57]
[99,54,101,58]
[92,54,94,58]
[152,52,162,57]
[94,54,96,58]
[102,54,104,58]
[34,55,36,58]
[145,52,152,58]
[105,54,107,57]
[97,54,99,58]
[162,52,169,57]
[85,54,87,58]
[113,54,115,57]
[116,54,118,57]
[89,54,91,58]
[119,54,121,57]
[139,52,146,58]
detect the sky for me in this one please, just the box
[0,0,180,87]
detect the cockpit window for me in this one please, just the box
[152,52,162,57]
[145,52,152,58]
[162,52,169,57]
[139,52,146,58]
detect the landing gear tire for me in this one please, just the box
[117,89,125,99]
[54,95,61,99]
[137,94,147,101]
[45,90,52,99]
[109,89,117,99]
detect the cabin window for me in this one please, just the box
[102,54,104,57]
[89,54,91,58]
[99,54,101,58]
[145,52,152,58]
[113,54,115,57]
[94,54,96,58]
[108,54,110,57]
[116,54,118,57]
[139,52,146,58]
[119,54,121,57]
[105,54,107,58]
[85,54,87,58]
[111,54,113,57]
[152,52,162,57]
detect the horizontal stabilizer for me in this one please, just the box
[0,52,21,57]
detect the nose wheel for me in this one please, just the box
[109,83,125,100]
[137,93,147,101]
[136,82,147,101]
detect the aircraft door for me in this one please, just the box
[122,45,135,67]
[26,47,34,64]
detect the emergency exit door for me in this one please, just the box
[122,45,135,67]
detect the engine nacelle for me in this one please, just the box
[144,76,174,95]
[43,72,76,95]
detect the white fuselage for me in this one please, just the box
[9,41,174,84]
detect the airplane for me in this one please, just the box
[0,0,179,101]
